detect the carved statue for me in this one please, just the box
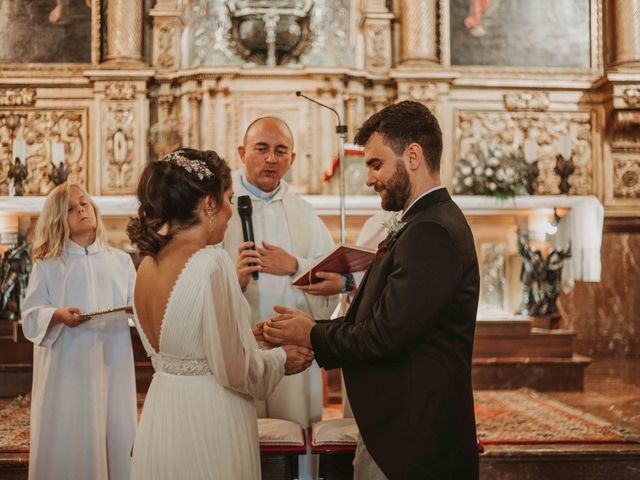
[0,239,32,321]
[518,234,571,317]
[8,157,28,196]
[538,246,572,316]
[518,236,544,315]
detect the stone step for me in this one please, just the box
[473,328,575,358]
[475,319,532,337]
[472,355,592,391]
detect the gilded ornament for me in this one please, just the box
[408,83,438,102]
[157,23,176,68]
[103,104,136,193]
[105,83,137,101]
[614,158,640,198]
[456,112,593,195]
[622,88,640,108]
[503,92,549,112]
[0,88,37,107]
[0,111,85,195]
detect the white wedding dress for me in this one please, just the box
[131,247,285,480]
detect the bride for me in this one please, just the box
[126,149,314,479]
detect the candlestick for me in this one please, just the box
[558,134,571,159]
[52,142,65,167]
[12,139,26,162]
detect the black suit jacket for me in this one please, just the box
[311,188,480,479]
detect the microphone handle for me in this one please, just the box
[240,215,259,281]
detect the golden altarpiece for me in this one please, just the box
[0,0,639,369]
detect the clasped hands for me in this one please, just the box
[253,305,316,376]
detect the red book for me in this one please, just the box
[291,244,376,287]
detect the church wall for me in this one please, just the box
[558,221,640,357]
[0,0,639,356]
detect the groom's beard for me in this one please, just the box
[380,159,412,211]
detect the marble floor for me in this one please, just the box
[546,358,640,434]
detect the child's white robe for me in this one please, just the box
[21,240,137,480]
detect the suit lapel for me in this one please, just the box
[345,188,452,321]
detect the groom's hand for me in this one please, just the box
[263,305,314,348]
[282,344,315,375]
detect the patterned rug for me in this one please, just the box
[1,390,639,453]
[0,394,146,454]
[475,389,640,445]
[0,394,30,453]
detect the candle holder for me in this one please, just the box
[554,153,575,195]
[50,161,69,186]
[8,157,28,196]
[524,160,539,195]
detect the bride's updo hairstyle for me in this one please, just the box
[127,148,231,257]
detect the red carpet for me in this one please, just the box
[1,390,639,453]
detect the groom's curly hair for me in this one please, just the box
[127,148,231,257]
[354,101,443,173]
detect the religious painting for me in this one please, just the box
[0,0,92,63]
[449,0,592,69]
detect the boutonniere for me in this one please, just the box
[382,214,406,238]
[376,215,408,258]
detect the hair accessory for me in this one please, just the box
[162,151,213,180]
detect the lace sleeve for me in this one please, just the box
[202,251,285,399]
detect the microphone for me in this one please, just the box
[237,195,259,281]
[296,90,348,243]
[295,91,347,134]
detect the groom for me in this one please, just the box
[261,101,480,479]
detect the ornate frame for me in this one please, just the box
[440,0,604,78]
[0,0,103,75]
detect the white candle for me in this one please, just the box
[52,142,65,167]
[524,138,537,164]
[559,134,571,159]
[11,139,26,163]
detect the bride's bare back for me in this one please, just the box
[134,242,204,352]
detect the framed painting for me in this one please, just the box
[445,0,602,74]
[0,0,102,65]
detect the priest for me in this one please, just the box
[222,116,340,479]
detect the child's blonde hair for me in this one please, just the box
[32,183,106,261]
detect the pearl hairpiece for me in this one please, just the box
[162,151,213,180]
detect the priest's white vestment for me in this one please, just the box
[223,170,338,479]
[21,241,137,480]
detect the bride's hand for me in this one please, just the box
[282,344,314,375]
[252,321,278,349]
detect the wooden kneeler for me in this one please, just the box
[258,418,307,480]
[310,419,358,480]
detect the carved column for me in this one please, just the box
[611,0,640,68]
[363,0,395,72]
[88,75,151,194]
[150,7,185,69]
[188,92,202,149]
[104,0,144,64]
[369,83,393,115]
[158,95,175,126]
[399,0,439,66]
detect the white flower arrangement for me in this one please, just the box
[453,145,529,199]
